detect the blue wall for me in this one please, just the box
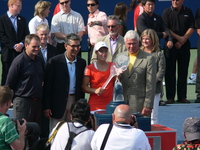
[0,0,199,50]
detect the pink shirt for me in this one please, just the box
[87,9,108,45]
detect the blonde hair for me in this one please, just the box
[34,1,51,17]
[8,0,22,7]
[36,23,50,33]
[140,29,160,52]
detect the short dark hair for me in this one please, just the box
[70,100,90,122]
[0,86,13,105]
[65,33,81,44]
[25,34,41,45]
[142,0,155,5]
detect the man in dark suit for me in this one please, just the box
[36,23,56,67]
[0,0,29,85]
[43,33,86,131]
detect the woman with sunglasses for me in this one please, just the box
[140,29,165,124]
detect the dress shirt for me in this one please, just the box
[51,9,85,43]
[87,9,108,45]
[7,11,17,32]
[65,54,77,94]
[28,15,49,34]
[110,35,119,54]
[40,46,47,64]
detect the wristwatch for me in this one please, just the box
[95,21,99,25]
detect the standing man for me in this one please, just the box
[51,0,85,55]
[91,104,151,150]
[36,23,56,67]
[0,0,29,85]
[86,0,108,64]
[136,0,173,49]
[43,33,86,131]
[91,15,126,63]
[195,8,200,103]
[162,0,194,104]
[5,34,44,149]
[119,30,156,116]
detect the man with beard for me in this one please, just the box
[90,15,127,63]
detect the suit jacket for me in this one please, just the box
[91,34,127,63]
[43,54,86,119]
[119,50,156,114]
[38,43,57,67]
[136,12,172,41]
[0,13,29,62]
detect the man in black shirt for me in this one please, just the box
[6,34,44,149]
[162,0,194,104]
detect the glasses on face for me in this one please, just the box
[172,0,179,1]
[87,4,96,7]
[107,25,117,28]
[68,44,81,48]
[60,1,69,5]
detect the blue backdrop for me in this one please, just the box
[0,0,199,51]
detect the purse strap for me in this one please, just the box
[46,120,65,146]
[100,124,113,150]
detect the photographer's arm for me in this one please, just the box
[10,119,26,150]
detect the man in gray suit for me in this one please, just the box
[90,15,126,63]
[119,30,156,116]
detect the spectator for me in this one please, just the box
[5,34,44,149]
[118,30,156,116]
[195,7,200,103]
[82,41,115,114]
[136,0,173,49]
[91,15,126,63]
[140,29,165,124]
[86,0,108,64]
[0,0,29,85]
[43,33,86,132]
[36,23,56,67]
[114,2,128,37]
[130,0,143,30]
[28,1,51,34]
[0,86,26,150]
[91,104,151,150]
[172,117,200,149]
[162,0,195,104]
[50,100,94,150]
[51,0,85,55]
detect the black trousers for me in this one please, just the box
[1,61,11,85]
[164,41,190,100]
[196,37,200,98]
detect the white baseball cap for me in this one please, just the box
[94,41,108,51]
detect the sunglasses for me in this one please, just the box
[107,25,117,28]
[60,1,69,5]
[87,4,96,7]
[68,44,81,48]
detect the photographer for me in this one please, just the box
[91,104,151,150]
[49,100,94,149]
[0,86,26,150]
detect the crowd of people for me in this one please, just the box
[0,0,200,149]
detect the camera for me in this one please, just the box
[12,119,41,137]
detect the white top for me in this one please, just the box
[50,122,94,150]
[51,9,85,43]
[91,124,151,150]
[28,15,49,34]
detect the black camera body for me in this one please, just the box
[12,119,41,137]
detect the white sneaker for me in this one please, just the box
[188,77,196,84]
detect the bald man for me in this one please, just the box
[91,104,151,150]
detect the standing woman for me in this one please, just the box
[82,41,115,114]
[28,1,51,34]
[114,2,128,37]
[140,29,165,124]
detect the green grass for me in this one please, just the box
[0,49,197,101]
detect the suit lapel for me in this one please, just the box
[5,14,16,36]
[129,50,143,76]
